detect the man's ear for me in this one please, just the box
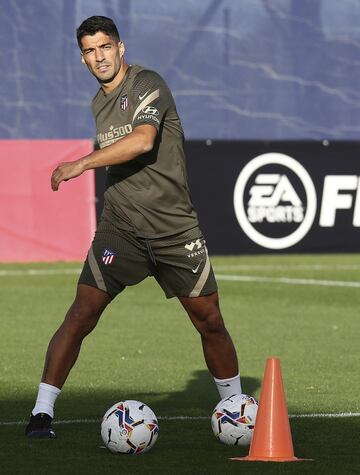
[118,41,125,57]
[81,54,86,65]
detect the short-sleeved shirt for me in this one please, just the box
[92,64,199,238]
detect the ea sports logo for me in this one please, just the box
[233,153,317,249]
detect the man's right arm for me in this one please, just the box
[51,124,157,191]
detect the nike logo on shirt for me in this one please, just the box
[139,90,150,100]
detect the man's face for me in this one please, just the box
[80,31,124,84]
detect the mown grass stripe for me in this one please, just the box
[0,269,82,276]
[1,269,359,289]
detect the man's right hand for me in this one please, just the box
[51,159,86,191]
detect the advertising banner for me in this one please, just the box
[0,140,96,262]
[186,141,360,254]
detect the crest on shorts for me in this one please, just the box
[102,248,116,265]
[120,94,128,111]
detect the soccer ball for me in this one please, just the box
[101,400,159,454]
[211,393,258,446]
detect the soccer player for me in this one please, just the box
[25,16,241,438]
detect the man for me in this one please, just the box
[25,16,241,438]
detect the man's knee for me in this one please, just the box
[180,292,228,337]
[202,310,226,335]
[190,306,226,337]
[63,287,110,337]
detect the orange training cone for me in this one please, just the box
[231,357,308,462]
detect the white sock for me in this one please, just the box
[32,382,61,419]
[214,373,242,400]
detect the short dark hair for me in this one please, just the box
[76,16,120,49]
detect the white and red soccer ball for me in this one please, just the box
[101,400,159,454]
[211,393,258,446]
[101,393,257,453]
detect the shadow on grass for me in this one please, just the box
[2,370,261,422]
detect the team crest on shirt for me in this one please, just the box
[120,94,128,111]
[102,248,116,265]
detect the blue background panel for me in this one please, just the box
[1,0,359,140]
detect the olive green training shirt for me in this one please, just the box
[92,64,199,238]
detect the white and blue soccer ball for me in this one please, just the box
[211,393,258,446]
[101,400,159,454]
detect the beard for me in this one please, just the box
[98,71,117,84]
[93,62,121,84]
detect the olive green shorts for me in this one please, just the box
[78,222,217,299]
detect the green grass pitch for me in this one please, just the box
[0,254,359,474]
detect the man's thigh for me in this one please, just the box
[150,227,218,299]
[79,224,151,299]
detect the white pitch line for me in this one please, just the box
[215,274,360,288]
[214,264,360,271]
[1,413,359,426]
[288,412,360,419]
